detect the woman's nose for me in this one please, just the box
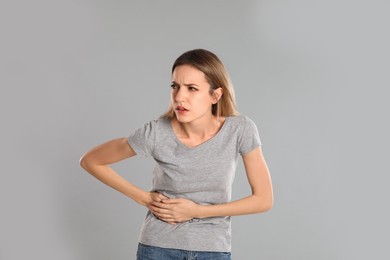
[173,87,187,102]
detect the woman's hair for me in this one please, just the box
[161,49,238,119]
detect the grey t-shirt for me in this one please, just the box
[127,115,261,252]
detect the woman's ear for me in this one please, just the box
[213,87,223,104]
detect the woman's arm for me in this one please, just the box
[79,137,161,206]
[150,147,273,223]
[199,146,273,216]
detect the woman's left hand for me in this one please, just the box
[149,197,200,224]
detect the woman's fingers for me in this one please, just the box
[151,209,177,224]
[151,200,174,209]
[150,192,169,202]
[149,204,179,222]
[150,204,169,213]
[148,196,196,224]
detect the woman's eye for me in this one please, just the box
[170,84,178,90]
[189,87,198,91]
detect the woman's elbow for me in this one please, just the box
[79,154,92,171]
[262,199,273,212]
[255,195,273,213]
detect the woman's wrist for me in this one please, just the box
[195,204,207,219]
[135,190,151,207]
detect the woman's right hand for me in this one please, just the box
[145,192,169,214]
[145,191,169,218]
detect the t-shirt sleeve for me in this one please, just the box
[127,120,157,157]
[238,116,262,155]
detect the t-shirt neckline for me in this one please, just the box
[167,116,230,150]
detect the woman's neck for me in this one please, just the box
[172,115,225,142]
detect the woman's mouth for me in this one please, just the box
[176,106,188,111]
[175,106,189,114]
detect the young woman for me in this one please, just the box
[80,49,273,260]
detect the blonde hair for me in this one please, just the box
[161,49,238,119]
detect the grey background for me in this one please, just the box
[1,0,389,259]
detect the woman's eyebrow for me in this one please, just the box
[184,83,199,87]
[171,81,199,87]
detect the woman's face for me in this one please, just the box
[171,65,217,124]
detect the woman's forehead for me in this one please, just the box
[172,65,208,84]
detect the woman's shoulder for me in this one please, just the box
[147,116,172,133]
[155,116,171,127]
[224,114,259,138]
[226,114,256,126]
[130,117,170,133]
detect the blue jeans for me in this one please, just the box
[136,243,232,260]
